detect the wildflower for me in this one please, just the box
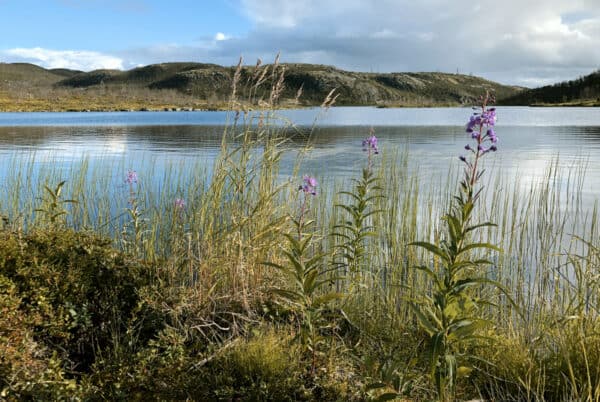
[486,128,498,143]
[459,155,467,163]
[464,101,499,158]
[482,108,497,125]
[299,175,317,195]
[126,170,138,185]
[466,115,480,133]
[174,198,186,209]
[362,135,379,154]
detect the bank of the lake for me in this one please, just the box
[1,106,600,401]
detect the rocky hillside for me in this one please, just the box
[0,61,523,111]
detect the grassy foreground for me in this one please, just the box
[1,66,600,402]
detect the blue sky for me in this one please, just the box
[1,0,599,87]
[0,0,250,50]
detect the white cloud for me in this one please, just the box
[214,32,228,41]
[228,0,600,85]
[3,47,124,70]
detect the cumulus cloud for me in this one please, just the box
[3,47,124,70]
[224,0,600,86]
[117,0,598,86]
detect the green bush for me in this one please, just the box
[0,228,156,399]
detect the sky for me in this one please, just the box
[0,0,599,87]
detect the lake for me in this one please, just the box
[0,106,599,220]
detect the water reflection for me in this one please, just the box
[0,107,598,215]
[1,124,600,181]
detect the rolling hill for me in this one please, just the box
[0,61,523,111]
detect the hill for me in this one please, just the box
[0,61,523,111]
[499,70,600,106]
[0,62,80,85]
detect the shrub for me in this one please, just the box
[0,228,155,399]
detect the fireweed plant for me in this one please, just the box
[122,169,146,258]
[267,175,343,375]
[333,129,383,288]
[410,93,510,401]
[34,180,77,228]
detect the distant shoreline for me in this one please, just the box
[1,101,599,113]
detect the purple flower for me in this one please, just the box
[459,155,467,163]
[483,109,497,126]
[299,175,317,195]
[465,105,499,155]
[174,198,186,209]
[487,128,498,143]
[362,135,379,154]
[126,170,138,184]
[466,115,480,132]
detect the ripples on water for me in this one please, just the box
[0,106,599,212]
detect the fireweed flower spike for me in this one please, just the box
[174,198,186,209]
[362,135,379,154]
[461,93,499,186]
[300,175,317,196]
[125,170,139,207]
[126,170,138,185]
[296,175,317,239]
[362,129,380,172]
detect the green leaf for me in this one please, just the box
[337,191,362,201]
[262,261,286,271]
[271,288,303,304]
[414,265,443,289]
[466,222,497,232]
[409,303,438,336]
[409,241,449,264]
[429,331,445,377]
[458,242,502,255]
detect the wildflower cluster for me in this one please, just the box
[300,175,317,196]
[126,170,138,185]
[362,134,379,155]
[362,129,380,173]
[461,94,498,165]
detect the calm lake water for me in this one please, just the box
[0,106,599,215]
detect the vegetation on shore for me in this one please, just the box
[499,69,600,106]
[1,59,600,401]
[0,60,522,111]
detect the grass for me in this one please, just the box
[1,62,600,401]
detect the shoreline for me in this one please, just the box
[1,102,599,112]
